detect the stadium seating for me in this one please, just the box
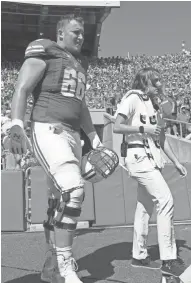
[2,52,191,111]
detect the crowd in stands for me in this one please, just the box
[1,51,191,169]
[86,52,191,109]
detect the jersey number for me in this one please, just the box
[61,68,86,100]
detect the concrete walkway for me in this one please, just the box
[2,225,191,283]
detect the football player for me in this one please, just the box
[9,14,102,283]
[114,68,187,277]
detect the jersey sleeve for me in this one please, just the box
[80,56,89,71]
[24,40,47,59]
[117,94,138,120]
[83,56,89,71]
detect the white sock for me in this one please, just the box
[56,246,72,260]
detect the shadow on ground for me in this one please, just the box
[3,239,190,283]
[75,228,105,237]
[2,274,41,283]
[78,239,190,283]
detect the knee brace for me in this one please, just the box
[43,198,59,231]
[53,186,85,231]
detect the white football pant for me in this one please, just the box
[31,121,84,195]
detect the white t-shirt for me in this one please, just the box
[117,93,158,144]
[117,93,164,169]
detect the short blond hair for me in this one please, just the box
[56,14,84,35]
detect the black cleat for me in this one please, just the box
[161,259,186,277]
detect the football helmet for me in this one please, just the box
[81,147,119,183]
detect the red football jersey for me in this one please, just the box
[25,39,88,131]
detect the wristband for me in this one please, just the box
[12,119,24,129]
[139,126,144,134]
[87,131,102,149]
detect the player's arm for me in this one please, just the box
[160,128,187,176]
[11,58,46,123]
[10,58,46,154]
[80,97,102,149]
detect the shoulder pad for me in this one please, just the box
[24,39,53,59]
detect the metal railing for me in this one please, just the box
[103,112,191,139]
[24,167,32,229]
[164,118,191,138]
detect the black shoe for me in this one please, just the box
[131,256,161,269]
[161,259,186,277]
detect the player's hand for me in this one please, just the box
[144,125,162,136]
[87,131,103,149]
[9,125,27,155]
[175,163,187,177]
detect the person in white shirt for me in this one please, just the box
[114,67,187,278]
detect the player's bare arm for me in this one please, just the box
[80,98,102,149]
[11,58,46,121]
[80,97,95,135]
[10,58,46,154]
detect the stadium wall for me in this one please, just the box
[2,162,191,231]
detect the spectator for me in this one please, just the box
[177,105,190,137]
[160,94,179,135]
[183,97,190,111]
[2,121,22,170]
